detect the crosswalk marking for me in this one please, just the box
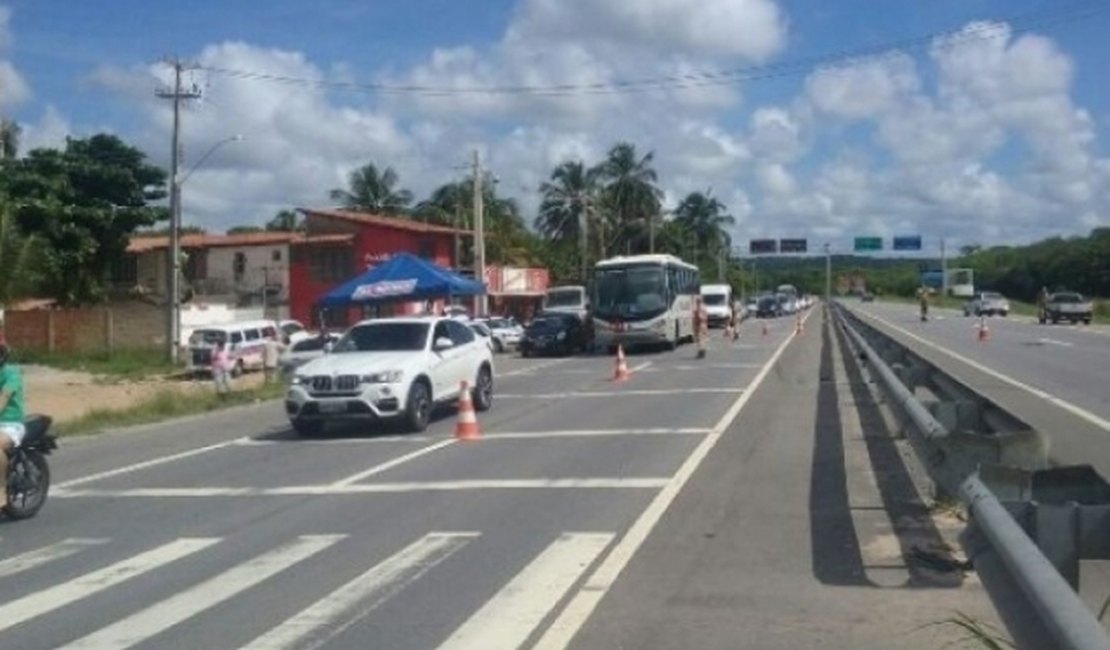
[0,538,219,634]
[435,532,614,650]
[58,535,344,650]
[0,538,109,579]
[240,532,478,650]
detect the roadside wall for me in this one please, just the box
[2,301,165,353]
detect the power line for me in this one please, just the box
[197,1,1106,98]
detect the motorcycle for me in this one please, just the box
[4,414,56,520]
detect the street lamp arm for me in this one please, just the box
[178,134,244,186]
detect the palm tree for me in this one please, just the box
[597,142,663,255]
[413,182,468,228]
[328,162,413,215]
[0,119,19,161]
[266,209,303,232]
[0,203,40,305]
[535,160,602,244]
[673,190,734,265]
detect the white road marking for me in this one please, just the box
[239,532,477,650]
[629,361,652,373]
[330,439,456,487]
[234,436,431,446]
[1037,337,1074,348]
[52,478,671,499]
[533,307,811,649]
[499,387,743,399]
[499,358,574,377]
[0,538,220,633]
[58,440,246,488]
[856,309,1110,433]
[436,532,614,650]
[0,538,109,579]
[59,535,343,650]
[517,363,760,375]
[483,428,712,439]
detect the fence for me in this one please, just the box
[2,301,166,353]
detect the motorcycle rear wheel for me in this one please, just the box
[4,451,50,520]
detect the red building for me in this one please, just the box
[289,208,469,327]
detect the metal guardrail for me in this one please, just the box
[830,301,1110,650]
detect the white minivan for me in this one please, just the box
[699,284,733,327]
[186,319,279,376]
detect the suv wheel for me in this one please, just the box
[472,366,493,412]
[404,381,432,433]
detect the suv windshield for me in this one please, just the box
[702,294,727,306]
[332,322,430,353]
[1053,293,1084,303]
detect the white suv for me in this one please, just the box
[285,317,494,435]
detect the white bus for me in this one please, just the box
[592,254,700,351]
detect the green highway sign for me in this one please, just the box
[854,236,883,252]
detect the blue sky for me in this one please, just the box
[1,0,1108,253]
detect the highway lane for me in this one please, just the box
[848,299,1110,426]
[0,318,801,650]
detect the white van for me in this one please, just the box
[700,284,733,327]
[186,319,279,376]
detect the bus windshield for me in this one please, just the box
[594,266,668,318]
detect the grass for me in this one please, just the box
[15,347,178,379]
[56,380,287,437]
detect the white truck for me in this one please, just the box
[700,284,733,328]
[543,285,589,320]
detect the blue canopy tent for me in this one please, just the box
[318,253,485,310]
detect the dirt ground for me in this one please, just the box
[22,365,267,424]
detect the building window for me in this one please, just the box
[272,250,282,262]
[233,252,247,282]
[310,247,353,283]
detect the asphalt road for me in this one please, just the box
[842,299,1110,472]
[0,310,996,649]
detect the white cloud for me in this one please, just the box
[806,53,919,120]
[18,104,70,151]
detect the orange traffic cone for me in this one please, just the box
[455,380,481,440]
[978,316,991,343]
[613,345,630,382]
[795,316,804,336]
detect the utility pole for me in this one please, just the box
[649,214,656,254]
[579,196,589,283]
[453,200,462,273]
[824,243,832,302]
[472,150,486,317]
[156,58,202,364]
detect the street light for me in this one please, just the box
[165,134,245,364]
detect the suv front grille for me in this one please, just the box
[311,376,332,392]
[335,375,359,391]
[309,374,361,396]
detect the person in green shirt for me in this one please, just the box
[0,344,27,510]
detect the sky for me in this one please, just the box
[1,0,1109,255]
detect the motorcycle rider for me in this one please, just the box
[0,344,27,510]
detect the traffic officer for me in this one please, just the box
[694,296,708,359]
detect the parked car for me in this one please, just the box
[279,333,341,378]
[468,322,495,351]
[186,319,279,377]
[963,292,1010,317]
[477,317,524,353]
[860,292,875,302]
[286,317,494,435]
[520,312,590,357]
[279,319,313,344]
[1042,292,1093,325]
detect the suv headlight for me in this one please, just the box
[292,375,309,385]
[362,370,403,384]
[556,331,566,340]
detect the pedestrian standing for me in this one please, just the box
[212,341,232,398]
[263,334,284,384]
[694,297,708,359]
[729,302,740,341]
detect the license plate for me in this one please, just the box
[318,401,347,414]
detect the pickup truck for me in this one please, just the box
[1041,292,1093,325]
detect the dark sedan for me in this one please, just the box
[520,313,590,357]
[754,296,782,318]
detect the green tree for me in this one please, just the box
[227,225,264,235]
[0,118,19,161]
[0,202,41,305]
[672,190,734,266]
[535,160,601,243]
[6,134,168,305]
[329,162,413,215]
[266,209,303,232]
[597,142,663,256]
[413,182,468,228]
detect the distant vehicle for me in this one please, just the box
[286,317,494,435]
[755,295,782,318]
[186,319,279,377]
[776,292,797,314]
[963,292,1010,317]
[860,293,875,302]
[1042,292,1093,325]
[699,283,733,327]
[543,286,589,320]
[279,319,312,344]
[279,333,342,378]
[443,305,471,322]
[468,321,495,351]
[591,254,699,352]
[476,317,523,353]
[520,312,590,357]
